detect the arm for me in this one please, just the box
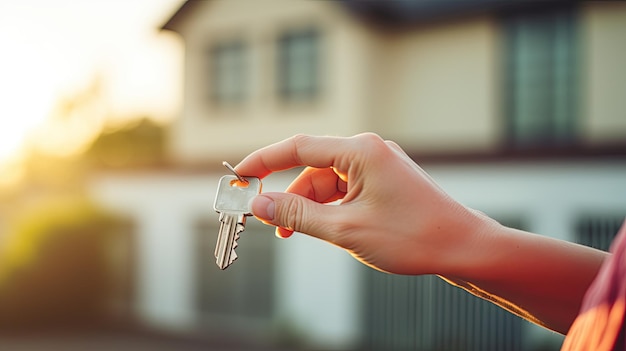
[441,224,606,334]
[235,133,608,334]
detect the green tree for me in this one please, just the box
[83,117,167,169]
[0,198,132,332]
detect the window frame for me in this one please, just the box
[207,38,249,106]
[501,4,580,150]
[194,217,276,325]
[276,26,322,103]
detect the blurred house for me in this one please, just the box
[89,1,626,350]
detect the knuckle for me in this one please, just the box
[352,132,389,157]
[278,195,307,232]
[289,134,312,165]
[353,132,384,145]
[384,139,399,148]
[291,134,315,152]
[290,133,310,146]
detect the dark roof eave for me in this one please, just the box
[408,143,626,166]
[161,0,583,33]
[341,0,582,29]
[160,0,198,32]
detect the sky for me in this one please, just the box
[0,0,184,169]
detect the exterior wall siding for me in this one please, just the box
[582,2,626,144]
[168,0,373,164]
[370,15,500,153]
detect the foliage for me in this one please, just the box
[0,74,165,332]
[0,197,131,331]
[7,117,168,204]
[83,118,167,169]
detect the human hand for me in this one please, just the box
[237,133,610,333]
[235,133,495,275]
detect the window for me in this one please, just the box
[362,272,523,351]
[576,214,625,252]
[209,40,247,104]
[277,28,320,101]
[195,218,275,325]
[503,6,579,149]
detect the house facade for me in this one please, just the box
[89,1,626,350]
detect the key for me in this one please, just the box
[213,171,262,270]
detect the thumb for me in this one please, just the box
[251,192,336,240]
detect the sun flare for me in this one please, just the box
[0,0,182,165]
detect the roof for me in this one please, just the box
[161,0,200,32]
[341,0,581,28]
[161,0,581,33]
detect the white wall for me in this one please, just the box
[169,0,372,164]
[370,15,500,153]
[89,173,221,330]
[582,2,626,144]
[88,170,362,349]
[427,160,626,241]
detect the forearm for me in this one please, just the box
[441,218,608,334]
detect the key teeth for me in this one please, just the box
[214,216,247,270]
[230,250,238,264]
[232,239,238,256]
[230,231,240,265]
[236,223,245,234]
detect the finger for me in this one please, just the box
[285,166,347,204]
[276,227,294,239]
[251,192,342,242]
[234,133,383,179]
[385,140,407,156]
[234,134,344,178]
[272,167,346,238]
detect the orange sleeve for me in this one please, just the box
[562,220,626,351]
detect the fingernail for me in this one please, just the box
[276,227,294,239]
[252,195,275,221]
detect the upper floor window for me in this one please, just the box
[503,6,579,149]
[277,27,321,102]
[209,40,247,105]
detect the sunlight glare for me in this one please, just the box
[0,0,182,163]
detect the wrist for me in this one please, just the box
[436,207,504,280]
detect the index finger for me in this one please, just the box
[235,134,355,179]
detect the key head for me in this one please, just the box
[214,175,262,215]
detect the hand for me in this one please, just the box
[235,133,494,275]
[237,133,609,333]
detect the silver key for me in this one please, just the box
[213,174,262,270]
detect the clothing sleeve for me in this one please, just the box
[561,220,626,351]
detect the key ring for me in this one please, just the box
[222,161,248,184]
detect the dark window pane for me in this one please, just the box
[361,272,523,351]
[195,219,275,323]
[504,6,579,149]
[210,40,247,104]
[575,214,625,252]
[278,28,320,101]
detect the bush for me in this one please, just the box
[0,198,130,332]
